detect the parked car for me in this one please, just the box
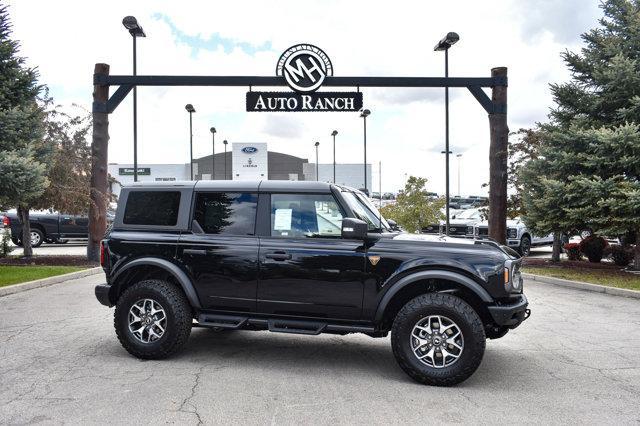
[95,180,529,386]
[473,218,554,256]
[4,210,89,247]
[439,208,483,238]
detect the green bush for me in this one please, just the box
[0,229,13,258]
[605,244,634,266]
[579,236,609,263]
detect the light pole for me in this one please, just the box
[331,130,338,183]
[360,109,371,193]
[314,141,320,181]
[185,104,195,180]
[122,16,146,182]
[434,31,459,236]
[456,153,462,196]
[210,127,216,180]
[223,139,228,180]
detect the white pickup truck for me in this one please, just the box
[473,218,554,256]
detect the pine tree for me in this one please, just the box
[0,3,49,257]
[521,0,640,268]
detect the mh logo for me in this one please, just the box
[276,44,333,93]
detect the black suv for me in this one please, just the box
[95,181,529,386]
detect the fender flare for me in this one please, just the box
[111,257,202,309]
[374,270,493,322]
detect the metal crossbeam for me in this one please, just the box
[93,75,507,114]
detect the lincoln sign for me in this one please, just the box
[246,44,362,112]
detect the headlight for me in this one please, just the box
[466,226,474,235]
[504,260,523,293]
[507,228,518,239]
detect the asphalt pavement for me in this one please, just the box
[0,274,639,424]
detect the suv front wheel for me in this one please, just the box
[391,293,486,386]
[114,279,192,359]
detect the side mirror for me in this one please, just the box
[342,218,368,240]
[387,219,399,231]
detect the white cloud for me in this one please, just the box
[6,0,601,195]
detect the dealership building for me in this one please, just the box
[108,143,371,198]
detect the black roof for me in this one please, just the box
[125,180,355,193]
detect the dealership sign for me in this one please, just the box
[246,44,362,112]
[119,167,150,176]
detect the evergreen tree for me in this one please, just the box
[0,3,49,257]
[521,0,640,268]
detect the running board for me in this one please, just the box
[198,314,248,329]
[196,314,376,336]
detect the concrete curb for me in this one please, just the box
[0,267,103,298]
[523,273,640,300]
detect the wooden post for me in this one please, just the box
[488,67,508,244]
[87,63,110,261]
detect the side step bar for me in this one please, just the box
[197,313,375,336]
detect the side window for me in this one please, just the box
[271,194,343,238]
[193,192,257,235]
[123,191,181,226]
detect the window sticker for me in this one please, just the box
[274,209,293,231]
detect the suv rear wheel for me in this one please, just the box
[518,235,531,256]
[391,293,486,386]
[114,279,192,359]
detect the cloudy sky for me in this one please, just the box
[7,0,601,194]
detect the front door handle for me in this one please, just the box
[183,248,207,256]
[265,251,292,261]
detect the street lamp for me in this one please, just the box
[456,153,463,196]
[122,16,146,182]
[360,109,371,193]
[210,127,216,180]
[331,130,338,183]
[223,139,228,180]
[314,141,320,181]
[434,31,459,236]
[185,104,195,180]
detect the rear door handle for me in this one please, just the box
[183,249,207,256]
[265,252,292,261]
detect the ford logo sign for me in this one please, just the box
[241,147,258,154]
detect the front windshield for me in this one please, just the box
[342,191,390,231]
[456,209,480,220]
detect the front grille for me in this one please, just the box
[477,227,489,236]
[448,226,468,236]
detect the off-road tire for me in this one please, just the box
[11,237,20,246]
[114,279,192,359]
[391,293,486,386]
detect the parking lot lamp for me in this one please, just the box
[434,31,459,237]
[185,104,196,179]
[223,139,228,180]
[456,153,462,196]
[210,127,216,180]
[122,16,146,182]
[359,109,371,192]
[314,141,320,181]
[331,130,338,183]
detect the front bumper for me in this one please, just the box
[487,294,530,328]
[95,284,113,307]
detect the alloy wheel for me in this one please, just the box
[410,315,464,368]
[128,299,167,344]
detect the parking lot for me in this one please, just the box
[1,274,639,424]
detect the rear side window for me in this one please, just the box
[123,191,181,226]
[193,192,257,235]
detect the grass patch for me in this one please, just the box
[0,266,85,288]
[524,266,640,291]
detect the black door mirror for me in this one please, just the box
[341,218,368,240]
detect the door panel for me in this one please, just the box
[258,237,366,319]
[178,234,259,312]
